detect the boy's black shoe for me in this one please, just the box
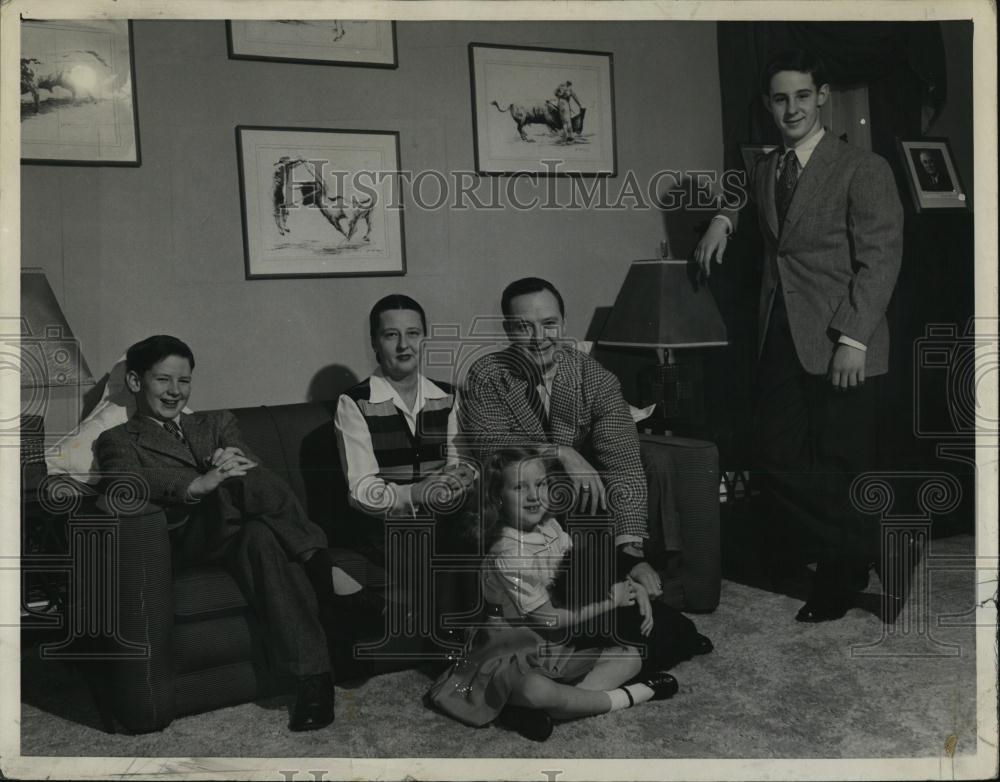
[289,673,335,732]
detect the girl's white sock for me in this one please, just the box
[606,682,655,711]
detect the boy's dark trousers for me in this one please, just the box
[752,289,881,596]
[169,469,332,679]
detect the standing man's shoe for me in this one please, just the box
[289,673,335,732]
[795,592,852,623]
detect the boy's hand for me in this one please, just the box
[188,454,257,497]
[210,446,246,468]
[828,344,866,390]
[694,218,729,278]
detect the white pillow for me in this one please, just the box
[45,354,193,483]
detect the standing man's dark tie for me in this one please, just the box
[775,149,800,230]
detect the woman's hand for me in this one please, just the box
[630,578,654,637]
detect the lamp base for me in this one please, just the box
[638,355,705,429]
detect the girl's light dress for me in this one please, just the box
[427,517,601,726]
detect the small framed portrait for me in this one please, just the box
[236,126,406,279]
[739,144,777,176]
[469,43,616,176]
[227,20,397,68]
[897,138,969,212]
[21,20,140,165]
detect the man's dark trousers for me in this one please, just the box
[753,289,881,594]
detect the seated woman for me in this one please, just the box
[334,294,475,634]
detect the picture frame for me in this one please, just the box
[739,143,777,175]
[20,20,140,165]
[469,43,616,176]
[236,126,406,279]
[227,21,397,68]
[897,137,970,212]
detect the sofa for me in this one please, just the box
[81,400,719,733]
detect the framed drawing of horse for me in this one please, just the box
[236,126,406,279]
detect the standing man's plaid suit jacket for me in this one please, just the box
[459,345,649,540]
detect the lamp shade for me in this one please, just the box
[598,259,728,349]
[20,268,92,388]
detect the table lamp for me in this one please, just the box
[598,255,728,430]
[17,268,93,455]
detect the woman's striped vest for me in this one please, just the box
[343,377,455,485]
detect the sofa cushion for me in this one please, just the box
[173,566,249,622]
[173,614,257,674]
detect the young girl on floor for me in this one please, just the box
[427,446,678,741]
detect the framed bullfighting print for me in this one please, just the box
[469,43,617,176]
[227,21,397,68]
[20,20,140,165]
[236,126,406,279]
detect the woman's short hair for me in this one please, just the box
[368,294,427,339]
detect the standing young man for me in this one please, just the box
[695,50,904,622]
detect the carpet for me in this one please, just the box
[19,534,978,761]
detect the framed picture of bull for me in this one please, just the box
[236,126,406,279]
[469,43,616,176]
[20,19,140,165]
[227,21,397,68]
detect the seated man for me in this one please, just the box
[459,277,662,595]
[96,335,376,732]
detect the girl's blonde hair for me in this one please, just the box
[475,446,566,548]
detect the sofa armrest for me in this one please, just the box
[96,492,178,732]
[639,434,721,612]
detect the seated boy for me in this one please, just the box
[96,334,377,732]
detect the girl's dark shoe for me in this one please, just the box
[641,670,679,701]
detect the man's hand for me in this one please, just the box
[187,454,257,497]
[629,579,654,637]
[557,446,606,515]
[693,218,729,279]
[628,559,663,598]
[828,343,867,390]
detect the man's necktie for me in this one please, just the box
[775,149,800,229]
[163,419,187,445]
[524,374,550,433]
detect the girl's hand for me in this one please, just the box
[610,581,636,608]
[630,578,654,636]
